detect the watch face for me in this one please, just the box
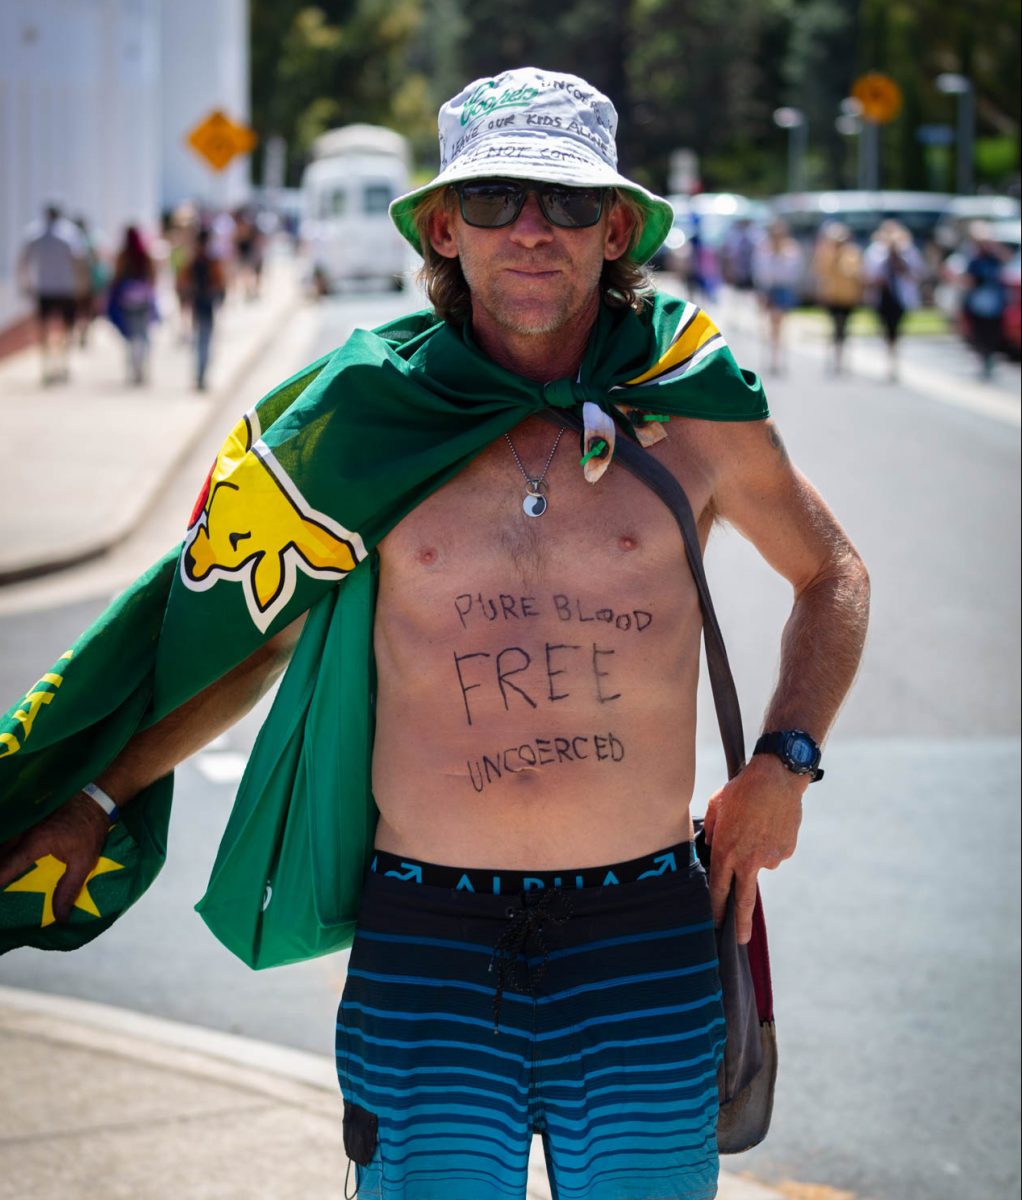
[786,734,817,767]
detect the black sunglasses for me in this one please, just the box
[454,179,606,230]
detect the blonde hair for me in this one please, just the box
[412,186,653,325]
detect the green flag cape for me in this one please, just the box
[0,295,767,967]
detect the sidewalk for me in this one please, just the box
[0,251,302,583]
[0,986,785,1200]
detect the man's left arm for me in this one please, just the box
[703,418,870,942]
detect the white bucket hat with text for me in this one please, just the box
[389,67,674,265]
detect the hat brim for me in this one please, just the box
[390,149,673,266]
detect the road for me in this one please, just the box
[1,281,1019,1200]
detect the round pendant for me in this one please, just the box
[523,493,547,517]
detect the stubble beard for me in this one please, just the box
[460,250,605,339]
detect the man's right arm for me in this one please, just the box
[0,614,306,921]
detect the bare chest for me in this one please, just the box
[378,417,716,606]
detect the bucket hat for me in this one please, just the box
[389,67,673,265]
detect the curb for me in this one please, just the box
[0,984,787,1199]
[0,983,335,1094]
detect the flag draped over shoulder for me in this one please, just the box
[0,294,767,966]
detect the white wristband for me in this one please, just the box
[81,782,120,822]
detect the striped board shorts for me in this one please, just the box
[335,843,726,1199]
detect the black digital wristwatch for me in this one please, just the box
[753,729,824,782]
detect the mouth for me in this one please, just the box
[503,267,562,279]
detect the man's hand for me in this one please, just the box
[0,794,110,923]
[703,754,807,944]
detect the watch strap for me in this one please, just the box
[753,731,823,781]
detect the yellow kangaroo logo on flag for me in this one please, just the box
[181,411,366,632]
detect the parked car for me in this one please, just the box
[932,194,1021,255]
[652,193,770,293]
[665,192,771,248]
[1001,250,1022,359]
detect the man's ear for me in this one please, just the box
[603,200,636,263]
[427,205,460,260]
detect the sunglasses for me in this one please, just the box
[454,179,606,230]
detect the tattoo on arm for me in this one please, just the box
[767,423,789,465]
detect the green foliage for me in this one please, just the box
[976,136,1020,181]
[250,0,430,184]
[250,0,1021,195]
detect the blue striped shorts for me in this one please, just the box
[336,844,726,1199]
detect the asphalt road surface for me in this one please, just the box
[1,280,1019,1200]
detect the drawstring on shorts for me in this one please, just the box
[488,889,573,1034]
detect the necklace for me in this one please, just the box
[504,427,565,517]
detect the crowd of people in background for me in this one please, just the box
[16,201,268,390]
[15,194,1018,391]
[675,207,1018,383]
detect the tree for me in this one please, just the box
[250,0,432,185]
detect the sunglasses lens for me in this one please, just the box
[459,182,523,227]
[457,181,605,229]
[540,186,604,228]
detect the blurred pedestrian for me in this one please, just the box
[177,228,226,390]
[961,221,1010,380]
[107,226,158,386]
[209,209,237,278]
[678,213,720,305]
[233,208,265,300]
[72,215,107,349]
[753,218,802,374]
[812,221,864,376]
[16,203,86,384]
[863,220,924,383]
[166,204,198,342]
[722,218,759,292]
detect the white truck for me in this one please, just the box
[300,124,412,294]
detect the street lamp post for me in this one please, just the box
[936,72,974,195]
[773,106,807,193]
[836,98,868,188]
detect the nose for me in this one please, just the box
[509,192,554,247]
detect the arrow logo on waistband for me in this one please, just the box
[385,863,423,884]
[637,852,677,880]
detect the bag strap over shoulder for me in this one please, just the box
[548,411,747,780]
[545,411,775,1154]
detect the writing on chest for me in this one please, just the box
[454,590,652,633]
[453,637,623,726]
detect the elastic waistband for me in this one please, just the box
[369,841,697,896]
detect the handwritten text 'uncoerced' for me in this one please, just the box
[467,730,625,794]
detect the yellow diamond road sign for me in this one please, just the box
[851,73,903,125]
[186,110,257,172]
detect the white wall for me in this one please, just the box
[159,0,250,214]
[0,0,251,332]
[0,0,162,327]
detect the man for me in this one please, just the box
[0,69,868,1198]
[17,203,87,384]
